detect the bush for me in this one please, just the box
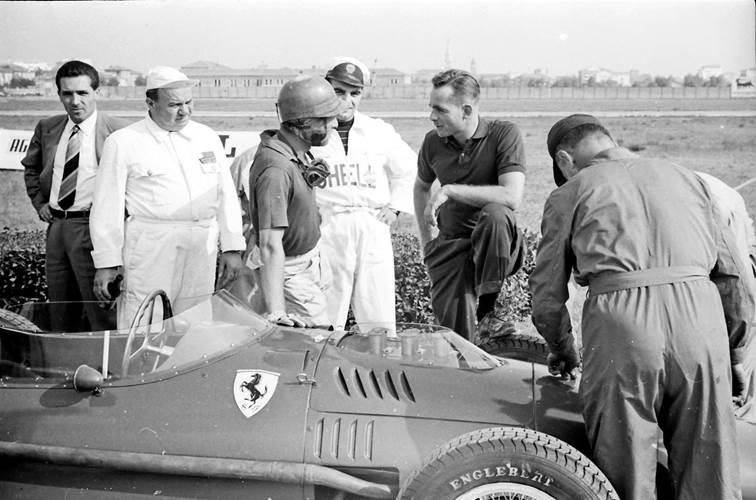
[0,227,540,325]
[391,229,539,326]
[0,228,47,311]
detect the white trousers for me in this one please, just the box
[242,243,331,328]
[320,209,396,330]
[118,216,218,330]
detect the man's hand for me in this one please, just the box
[38,203,53,223]
[266,311,307,328]
[547,342,581,381]
[216,251,243,289]
[424,185,449,228]
[732,362,748,406]
[94,267,121,302]
[376,206,399,226]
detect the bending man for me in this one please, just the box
[530,114,754,499]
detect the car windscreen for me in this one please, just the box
[335,323,501,370]
[0,290,271,383]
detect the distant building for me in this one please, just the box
[412,69,443,83]
[0,65,16,86]
[0,63,36,85]
[478,72,513,87]
[370,68,411,86]
[181,61,318,88]
[579,67,631,86]
[103,66,139,86]
[697,65,723,80]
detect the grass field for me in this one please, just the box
[1,97,755,233]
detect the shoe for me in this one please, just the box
[476,312,516,342]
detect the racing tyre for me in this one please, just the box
[400,427,619,500]
[0,308,41,332]
[477,333,549,364]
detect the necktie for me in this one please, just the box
[57,125,80,210]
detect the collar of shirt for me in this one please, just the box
[144,113,193,143]
[442,116,490,150]
[64,109,98,139]
[589,146,638,165]
[260,129,308,165]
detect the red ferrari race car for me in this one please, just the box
[0,290,753,499]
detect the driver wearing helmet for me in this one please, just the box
[248,75,344,328]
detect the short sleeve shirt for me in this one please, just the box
[249,130,321,256]
[418,118,525,237]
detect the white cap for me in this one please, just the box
[145,66,196,91]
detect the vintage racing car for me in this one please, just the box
[0,290,754,499]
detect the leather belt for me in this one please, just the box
[50,208,90,219]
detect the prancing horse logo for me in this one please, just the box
[240,373,267,405]
[233,370,279,418]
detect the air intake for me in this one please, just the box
[335,366,416,403]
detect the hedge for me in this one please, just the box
[0,227,47,311]
[0,227,539,325]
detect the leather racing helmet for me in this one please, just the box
[276,76,345,122]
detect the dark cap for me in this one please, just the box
[547,114,603,186]
[326,62,365,88]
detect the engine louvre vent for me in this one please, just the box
[312,416,375,462]
[334,366,415,403]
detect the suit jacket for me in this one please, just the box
[22,112,129,212]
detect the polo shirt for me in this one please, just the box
[249,130,321,256]
[417,118,525,237]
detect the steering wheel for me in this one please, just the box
[121,290,175,376]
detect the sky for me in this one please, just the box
[0,0,754,77]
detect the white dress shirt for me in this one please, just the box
[50,110,99,211]
[90,114,245,268]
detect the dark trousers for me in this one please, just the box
[423,203,523,340]
[46,218,115,332]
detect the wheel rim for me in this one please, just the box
[455,483,557,500]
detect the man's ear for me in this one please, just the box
[462,103,474,118]
[555,150,577,180]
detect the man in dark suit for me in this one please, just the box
[22,60,128,331]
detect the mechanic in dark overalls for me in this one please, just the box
[530,114,755,500]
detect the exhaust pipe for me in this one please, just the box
[0,441,394,499]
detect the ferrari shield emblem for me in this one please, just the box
[233,370,279,418]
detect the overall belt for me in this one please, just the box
[588,266,708,296]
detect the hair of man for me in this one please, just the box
[555,123,613,155]
[431,69,480,104]
[56,60,100,92]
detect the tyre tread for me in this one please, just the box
[401,426,618,500]
[477,333,549,364]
